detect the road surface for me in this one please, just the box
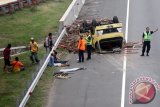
[125,0,160,106]
[46,0,160,107]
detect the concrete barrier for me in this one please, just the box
[59,0,85,30]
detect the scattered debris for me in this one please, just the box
[59,67,86,72]
[58,18,142,55]
[53,67,86,79]
[58,34,79,53]
[123,42,142,48]
[57,18,112,53]
[54,74,71,79]
[123,42,142,54]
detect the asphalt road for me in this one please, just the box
[45,0,160,107]
[125,0,160,106]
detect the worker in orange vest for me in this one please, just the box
[78,35,86,63]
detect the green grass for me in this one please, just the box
[0,0,72,106]
[26,49,69,107]
[25,67,55,107]
[0,0,72,48]
[0,48,45,107]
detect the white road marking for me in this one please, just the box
[121,56,127,107]
[121,0,130,106]
[124,0,130,42]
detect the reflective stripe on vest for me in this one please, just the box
[86,35,92,45]
[144,31,151,41]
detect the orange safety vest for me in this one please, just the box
[78,39,86,51]
[11,61,23,72]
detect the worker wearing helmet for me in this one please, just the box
[29,37,39,63]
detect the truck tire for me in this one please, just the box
[113,16,119,23]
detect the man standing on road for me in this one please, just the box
[141,27,158,56]
[85,31,92,60]
[29,37,39,64]
[3,44,11,73]
[78,35,85,63]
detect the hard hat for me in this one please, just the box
[30,37,34,40]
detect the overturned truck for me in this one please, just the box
[58,16,124,53]
[80,16,124,53]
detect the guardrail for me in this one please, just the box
[18,0,86,106]
[59,0,85,31]
[0,46,26,52]
[0,46,28,59]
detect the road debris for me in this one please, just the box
[58,18,112,53]
[58,17,142,54]
[58,34,79,53]
[54,74,71,79]
[123,42,142,54]
[53,67,86,79]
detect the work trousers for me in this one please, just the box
[45,46,52,53]
[87,45,92,59]
[30,52,39,63]
[142,41,151,54]
[79,50,84,62]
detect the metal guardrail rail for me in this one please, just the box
[0,46,28,59]
[0,46,26,51]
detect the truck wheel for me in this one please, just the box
[113,16,119,23]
